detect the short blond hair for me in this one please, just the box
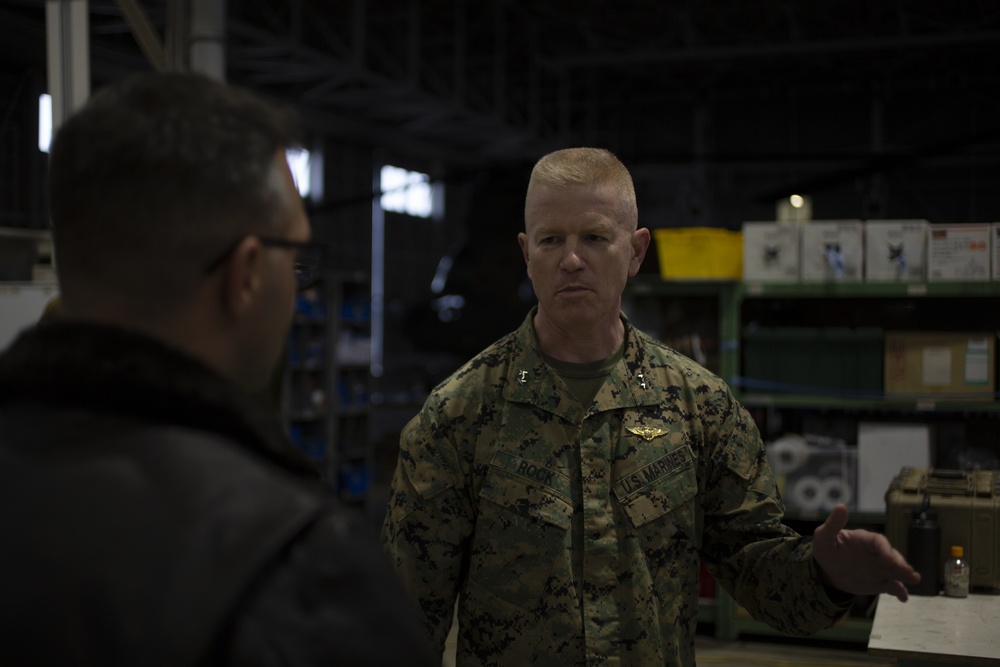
[526,147,638,228]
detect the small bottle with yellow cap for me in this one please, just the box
[944,545,970,598]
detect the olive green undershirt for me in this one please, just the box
[541,341,625,407]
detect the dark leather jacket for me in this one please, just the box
[0,321,435,666]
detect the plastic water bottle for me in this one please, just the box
[944,545,970,598]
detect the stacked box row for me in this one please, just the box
[743,328,996,399]
[742,220,998,283]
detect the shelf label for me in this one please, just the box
[966,343,990,385]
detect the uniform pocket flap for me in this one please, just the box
[614,448,697,527]
[479,452,573,530]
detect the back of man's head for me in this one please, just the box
[49,71,300,314]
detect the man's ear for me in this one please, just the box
[517,232,530,266]
[629,227,651,277]
[221,236,263,318]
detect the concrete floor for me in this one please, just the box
[693,635,895,667]
[441,624,895,666]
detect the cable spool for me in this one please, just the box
[819,477,853,510]
[790,476,824,511]
[766,434,809,475]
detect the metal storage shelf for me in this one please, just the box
[283,272,374,509]
[731,280,998,410]
[623,277,999,645]
[627,278,999,400]
[739,393,1000,413]
[741,281,1000,298]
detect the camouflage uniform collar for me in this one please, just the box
[503,308,662,423]
[603,319,663,409]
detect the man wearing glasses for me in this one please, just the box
[0,72,434,665]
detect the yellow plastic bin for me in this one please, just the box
[653,227,743,279]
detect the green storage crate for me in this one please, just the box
[742,327,884,394]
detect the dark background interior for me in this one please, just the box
[2,0,999,385]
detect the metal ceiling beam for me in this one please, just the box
[46,0,90,133]
[752,125,1000,203]
[406,0,420,88]
[453,0,466,105]
[550,30,1000,68]
[165,0,188,71]
[352,0,366,69]
[190,0,226,80]
[226,14,552,162]
[112,0,166,70]
[492,0,506,120]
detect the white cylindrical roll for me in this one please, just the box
[789,475,824,511]
[767,435,809,475]
[819,477,853,510]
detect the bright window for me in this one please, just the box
[38,93,52,152]
[380,165,432,218]
[286,147,312,199]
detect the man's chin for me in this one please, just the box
[540,303,601,327]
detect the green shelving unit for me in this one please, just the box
[623,277,1000,644]
[740,281,1000,298]
[740,393,1000,413]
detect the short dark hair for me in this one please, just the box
[49,71,301,306]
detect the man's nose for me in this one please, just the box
[559,240,584,270]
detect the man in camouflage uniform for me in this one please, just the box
[381,147,918,666]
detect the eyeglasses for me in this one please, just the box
[204,235,325,291]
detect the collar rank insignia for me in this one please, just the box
[626,426,667,442]
[517,370,528,385]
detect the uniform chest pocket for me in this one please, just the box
[469,457,573,611]
[614,453,699,607]
[614,446,697,526]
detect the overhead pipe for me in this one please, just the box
[45,0,90,133]
[189,0,226,81]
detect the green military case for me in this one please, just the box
[884,467,1000,591]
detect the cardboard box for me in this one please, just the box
[927,223,990,281]
[653,227,742,280]
[884,331,995,399]
[864,219,928,282]
[800,220,864,282]
[742,221,800,283]
[993,222,1000,280]
[857,423,931,513]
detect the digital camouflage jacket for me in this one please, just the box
[382,310,851,666]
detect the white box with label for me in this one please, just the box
[927,223,990,282]
[857,422,931,513]
[863,219,928,282]
[800,220,864,282]
[742,221,800,283]
[993,222,1000,280]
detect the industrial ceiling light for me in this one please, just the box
[776,194,812,222]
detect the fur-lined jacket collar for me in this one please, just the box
[0,320,319,480]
